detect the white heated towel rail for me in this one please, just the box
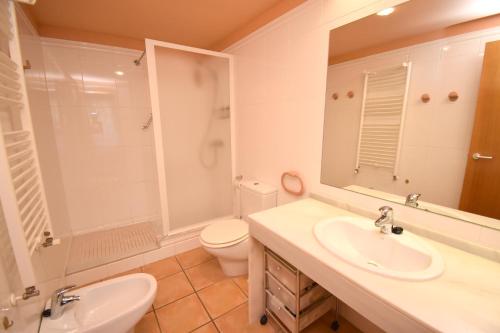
[355,62,411,178]
[0,0,52,292]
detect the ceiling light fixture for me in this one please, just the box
[377,7,395,16]
[114,70,125,76]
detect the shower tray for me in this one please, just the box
[66,222,159,274]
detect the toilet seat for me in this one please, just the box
[200,219,249,248]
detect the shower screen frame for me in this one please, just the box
[145,39,235,236]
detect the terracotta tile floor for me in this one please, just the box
[110,247,361,333]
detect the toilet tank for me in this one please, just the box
[239,180,277,221]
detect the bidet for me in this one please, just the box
[40,273,157,333]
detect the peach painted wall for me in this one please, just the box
[226,0,500,251]
[322,27,500,209]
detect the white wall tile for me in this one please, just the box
[227,0,500,251]
[174,237,201,254]
[143,245,176,265]
[65,264,109,286]
[322,31,496,209]
[41,39,161,234]
[105,254,144,277]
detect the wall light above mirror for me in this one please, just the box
[321,0,500,229]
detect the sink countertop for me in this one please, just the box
[248,198,500,333]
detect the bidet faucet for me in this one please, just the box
[374,206,393,234]
[50,285,80,320]
[405,193,421,208]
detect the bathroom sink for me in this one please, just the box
[39,273,157,333]
[314,216,444,281]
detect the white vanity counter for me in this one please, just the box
[248,198,500,333]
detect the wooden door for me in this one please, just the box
[459,40,500,218]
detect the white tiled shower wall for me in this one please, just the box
[9,13,165,331]
[41,39,161,234]
[227,0,500,252]
[322,27,500,209]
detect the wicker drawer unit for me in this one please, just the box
[263,248,334,333]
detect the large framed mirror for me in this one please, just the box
[321,0,500,229]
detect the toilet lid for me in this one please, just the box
[200,219,248,246]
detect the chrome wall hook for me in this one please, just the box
[2,316,14,330]
[142,113,153,130]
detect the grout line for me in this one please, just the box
[176,257,215,271]
[154,269,186,282]
[175,256,219,332]
[152,271,248,312]
[142,247,213,275]
[188,320,218,333]
[152,290,196,311]
[211,321,219,333]
[192,275,232,293]
[231,276,249,297]
[151,308,162,333]
[176,255,221,333]
[211,299,247,321]
[148,253,214,311]
[143,248,349,333]
[174,251,250,330]
[140,249,246,332]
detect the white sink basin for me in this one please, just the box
[40,273,157,333]
[314,216,444,281]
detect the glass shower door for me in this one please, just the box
[146,41,233,234]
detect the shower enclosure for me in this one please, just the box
[0,3,236,301]
[10,20,235,280]
[146,40,234,237]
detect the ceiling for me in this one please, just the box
[329,0,500,62]
[23,0,305,51]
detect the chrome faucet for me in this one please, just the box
[405,193,421,208]
[374,206,393,234]
[50,285,80,319]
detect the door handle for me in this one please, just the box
[472,153,493,160]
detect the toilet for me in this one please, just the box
[200,180,277,276]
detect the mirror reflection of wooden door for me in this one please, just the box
[459,40,500,219]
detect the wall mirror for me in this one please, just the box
[321,0,500,229]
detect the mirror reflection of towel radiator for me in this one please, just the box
[354,62,412,179]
